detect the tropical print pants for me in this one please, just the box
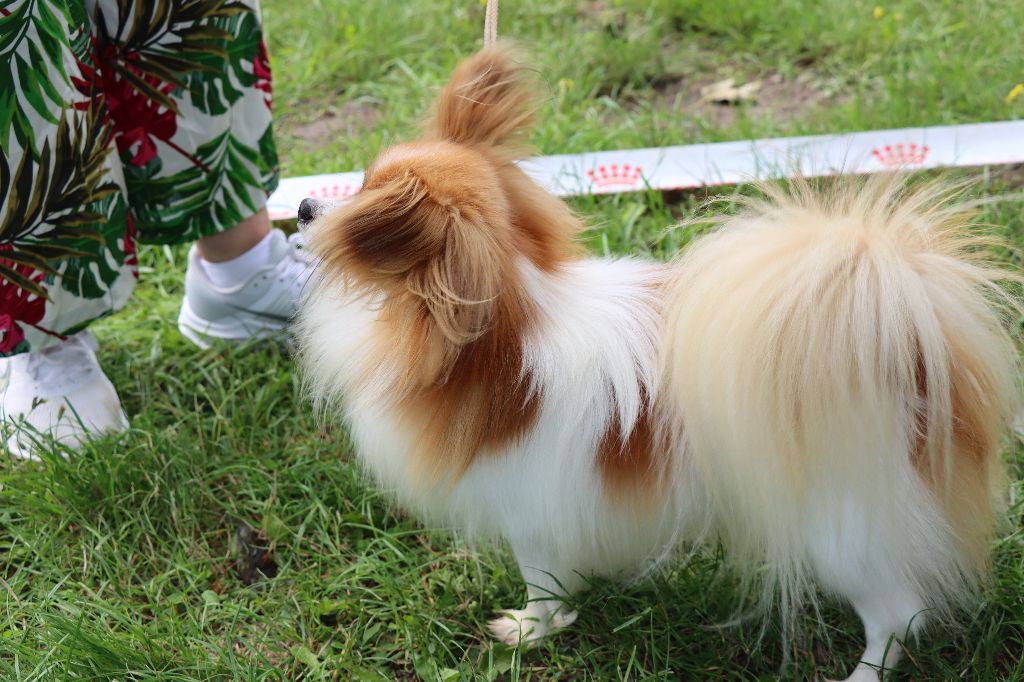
[0,0,279,356]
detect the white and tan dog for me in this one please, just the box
[295,45,1021,681]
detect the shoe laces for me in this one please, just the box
[286,231,316,266]
[272,231,316,292]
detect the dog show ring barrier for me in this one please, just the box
[267,120,1024,221]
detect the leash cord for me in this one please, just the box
[484,0,499,46]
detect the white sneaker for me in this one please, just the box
[0,331,129,460]
[178,229,314,349]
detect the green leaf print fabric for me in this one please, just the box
[0,0,279,355]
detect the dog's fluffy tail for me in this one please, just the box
[425,43,536,157]
[660,176,1020,635]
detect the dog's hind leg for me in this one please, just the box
[806,494,933,681]
[808,528,929,682]
[487,548,583,647]
[830,587,926,682]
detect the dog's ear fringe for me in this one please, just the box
[310,172,506,348]
[426,41,538,157]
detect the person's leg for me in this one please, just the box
[82,0,309,348]
[178,212,314,348]
[195,210,272,264]
[1,0,134,456]
[2,0,299,455]
[89,0,280,257]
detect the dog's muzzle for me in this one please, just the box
[297,198,344,230]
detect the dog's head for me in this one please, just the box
[300,44,581,351]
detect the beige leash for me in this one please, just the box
[483,0,500,46]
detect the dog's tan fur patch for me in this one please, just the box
[597,388,669,504]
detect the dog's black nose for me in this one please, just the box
[297,198,318,223]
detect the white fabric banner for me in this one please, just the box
[267,120,1024,220]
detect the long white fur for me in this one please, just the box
[660,178,1020,678]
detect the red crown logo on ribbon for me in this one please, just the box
[310,184,357,200]
[871,143,930,167]
[586,163,643,189]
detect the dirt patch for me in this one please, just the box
[576,0,626,33]
[994,163,1024,188]
[645,71,844,128]
[287,99,381,151]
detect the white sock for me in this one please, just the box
[200,230,274,288]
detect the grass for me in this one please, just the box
[2,0,1024,679]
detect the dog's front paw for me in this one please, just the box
[821,664,882,682]
[487,606,578,646]
[488,609,540,646]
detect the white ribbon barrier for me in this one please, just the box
[267,120,1024,221]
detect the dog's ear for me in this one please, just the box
[425,44,583,270]
[426,43,536,159]
[314,172,508,347]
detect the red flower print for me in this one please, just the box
[0,257,48,354]
[253,40,273,110]
[71,40,180,167]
